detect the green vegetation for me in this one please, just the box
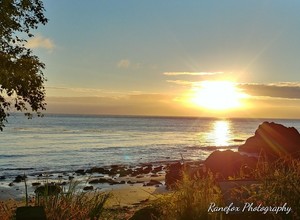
[0,0,48,131]
[131,157,300,220]
[130,171,223,220]
[232,156,300,219]
[36,182,109,220]
[0,181,109,220]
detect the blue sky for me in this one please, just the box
[28,1,300,118]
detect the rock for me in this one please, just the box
[13,175,26,183]
[127,180,136,184]
[152,166,163,173]
[120,180,126,184]
[68,176,75,180]
[83,186,93,191]
[143,165,152,174]
[89,178,114,184]
[75,169,86,175]
[9,182,14,187]
[239,122,300,159]
[58,181,67,186]
[165,162,183,189]
[89,179,100,184]
[35,184,62,196]
[86,167,108,174]
[204,150,257,180]
[119,169,132,177]
[0,176,5,180]
[32,182,41,186]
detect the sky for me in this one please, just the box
[27,0,300,118]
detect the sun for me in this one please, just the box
[190,81,246,110]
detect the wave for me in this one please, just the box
[0,154,28,158]
[185,145,239,151]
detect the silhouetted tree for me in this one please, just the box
[0,0,48,130]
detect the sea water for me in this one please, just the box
[1,114,300,178]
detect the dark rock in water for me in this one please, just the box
[68,176,75,180]
[143,165,152,174]
[58,181,67,186]
[35,184,62,196]
[233,139,244,142]
[0,176,5,180]
[86,167,111,175]
[127,180,136,184]
[204,150,257,180]
[32,182,41,186]
[83,186,94,191]
[9,182,14,187]
[120,180,126,184]
[165,162,184,189]
[75,169,86,175]
[89,178,114,184]
[239,122,300,159]
[13,175,26,183]
[89,179,100,184]
[152,166,163,173]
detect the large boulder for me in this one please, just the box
[238,122,300,159]
[204,150,257,180]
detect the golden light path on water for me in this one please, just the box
[211,120,231,146]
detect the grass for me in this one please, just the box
[0,181,110,220]
[130,170,223,220]
[131,156,300,220]
[232,156,300,219]
[35,181,109,220]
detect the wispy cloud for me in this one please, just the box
[117,59,131,68]
[163,72,224,76]
[116,59,142,69]
[166,80,194,86]
[26,35,55,51]
[238,82,300,99]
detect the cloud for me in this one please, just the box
[117,59,131,68]
[238,82,300,99]
[26,35,55,51]
[166,80,194,86]
[163,72,224,76]
[117,59,142,69]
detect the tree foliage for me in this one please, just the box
[0,0,48,130]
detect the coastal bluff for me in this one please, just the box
[238,121,300,159]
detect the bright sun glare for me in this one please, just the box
[191,81,246,110]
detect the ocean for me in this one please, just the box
[1,114,300,178]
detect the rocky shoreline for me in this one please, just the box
[2,121,300,202]
[0,161,175,201]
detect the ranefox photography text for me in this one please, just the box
[1,1,300,220]
[208,202,292,215]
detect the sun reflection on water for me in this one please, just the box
[212,120,231,146]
